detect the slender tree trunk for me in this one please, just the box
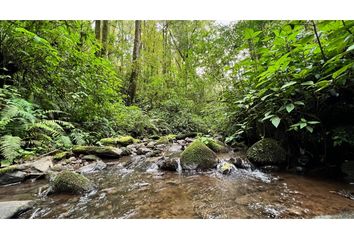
[95,20,102,56]
[101,20,110,57]
[95,20,102,41]
[127,20,142,106]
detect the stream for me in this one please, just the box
[1,153,354,219]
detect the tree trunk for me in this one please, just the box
[95,20,101,41]
[127,20,142,106]
[101,20,110,57]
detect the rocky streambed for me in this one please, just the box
[1,136,354,219]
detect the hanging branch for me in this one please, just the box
[311,21,327,61]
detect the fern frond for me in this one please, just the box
[0,135,22,161]
[51,119,74,129]
[29,121,62,137]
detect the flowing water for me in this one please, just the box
[1,151,354,219]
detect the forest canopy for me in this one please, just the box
[1,20,354,169]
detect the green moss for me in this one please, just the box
[51,170,93,194]
[217,162,236,174]
[246,138,286,166]
[99,135,136,146]
[156,134,176,144]
[205,139,228,153]
[72,145,122,158]
[180,140,217,170]
[0,165,19,176]
[53,151,70,161]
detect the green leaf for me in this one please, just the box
[332,63,353,79]
[306,126,313,133]
[300,122,307,129]
[270,116,281,128]
[294,101,305,106]
[301,81,314,86]
[346,44,354,52]
[308,121,320,125]
[281,81,297,89]
[286,103,295,113]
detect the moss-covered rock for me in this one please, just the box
[53,151,70,161]
[0,165,19,176]
[180,140,218,170]
[99,136,136,147]
[51,170,93,194]
[72,146,122,158]
[205,139,228,153]
[246,138,286,166]
[156,134,176,144]
[217,162,236,174]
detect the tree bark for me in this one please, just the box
[127,20,142,106]
[95,20,101,41]
[101,20,110,57]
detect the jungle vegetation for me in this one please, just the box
[1,20,354,170]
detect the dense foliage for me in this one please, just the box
[1,20,354,170]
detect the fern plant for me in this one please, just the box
[0,86,75,165]
[0,135,22,162]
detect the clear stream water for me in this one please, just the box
[1,162,354,218]
[1,146,354,219]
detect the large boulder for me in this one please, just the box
[0,200,33,219]
[246,138,286,166]
[72,146,122,158]
[180,140,218,170]
[51,170,94,194]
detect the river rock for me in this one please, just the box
[175,132,198,140]
[82,154,101,161]
[146,150,160,157]
[260,165,280,173]
[205,139,229,153]
[180,140,218,170]
[157,157,179,171]
[51,170,94,194]
[30,156,53,173]
[146,141,156,148]
[78,161,107,174]
[341,160,354,182]
[217,162,236,174]
[99,136,136,147]
[246,138,286,166]
[168,143,182,152]
[0,200,33,219]
[230,156,255,170]
[137,147,152,155]
[155,144,167,150]
[0,170,26,185]
[176,140,186,146]
[53,151,71,161]
[185,137,195,143]
[72,146,123,158]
